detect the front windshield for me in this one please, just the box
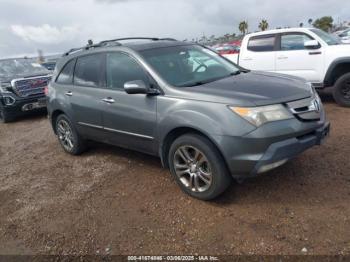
[310,28,341,45]
[0,59,49,77]
[140,45,240,87]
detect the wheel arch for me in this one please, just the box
[159,126,228,171]
[324,58,350,87]
[51,109,67,134]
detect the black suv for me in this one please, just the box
[47,38,329,200]
[0,58,51,122]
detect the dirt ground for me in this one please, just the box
[0,91,349,256]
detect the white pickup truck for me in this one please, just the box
[223,28,350,107]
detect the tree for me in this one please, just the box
[258,19,269,31]
[239,21,248,35]
[299,22,304,28]
[313,16,334,32]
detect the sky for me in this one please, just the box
[0,0,349,58]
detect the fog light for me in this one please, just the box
[3,96,15,105]
[258,159,288,174]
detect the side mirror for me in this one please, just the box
[304,40,320,49]
[124,80,148,94]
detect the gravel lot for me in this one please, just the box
[0,91,349,256]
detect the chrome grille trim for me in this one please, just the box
[11,75,51,97]
[286,96,321,121]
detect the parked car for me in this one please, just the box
[47,37,330,200]
[335,28,350,44]
[214,44,240,55]
[0,58,52,123]
[41,61,56,71]
[222,28,350,107]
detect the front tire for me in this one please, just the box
[0,108,14,123]
[55,114,86,155]
[333,72,350,107]
[168,134,232,200]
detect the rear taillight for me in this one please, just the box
[44,86,49,96]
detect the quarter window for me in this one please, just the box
[56,59,75,84]
[248,35,275,52]
[106,52,149,89]
[74,54,104,87]
[281,34,314,51]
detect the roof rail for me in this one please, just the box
[62,43,101,57]
[98,37,177,46]
[63,37,177,56]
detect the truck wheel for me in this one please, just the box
[0,108,14,123]
[168,133,232,200]
[333,72,350,107]
[55,114,87,155]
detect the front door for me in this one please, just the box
[274,32,324,83]
[102,52,158,155]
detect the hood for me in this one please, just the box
[169,71,312,106]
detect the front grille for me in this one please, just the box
[286,96,321,121]
[11,76,51,97]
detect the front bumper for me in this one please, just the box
[0,93,47,117]
[214,117,330,180]
[251,121,330,175]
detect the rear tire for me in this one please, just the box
[55,114,87,155]
[333,72,350,107]
[168,133,232,200]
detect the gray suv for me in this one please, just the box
[47,37,330,200]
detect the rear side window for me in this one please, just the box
[74,54,104,87]
[56,59,75,84]
[248,35,275,52]
[281,33,313,51]
[106,52,149,89]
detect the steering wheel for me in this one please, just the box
[194,64,208,73]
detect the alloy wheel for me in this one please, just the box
[57,119,74,151]
[173,145,213,192]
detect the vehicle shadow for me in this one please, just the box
[6,109,48,123]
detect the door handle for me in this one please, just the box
[309,51,322,55]
[277,56,288,60]
[242,57,253,61]
[65,91,73,96]
[102,97,115,104]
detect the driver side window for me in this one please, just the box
[106,52,150,89]
[281,33,314,51]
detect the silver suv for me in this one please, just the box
[47,37,330,200]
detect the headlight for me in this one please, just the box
[229,104,293,127]
[0,82,12,93]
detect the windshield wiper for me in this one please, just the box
[178,71,243,87]
[230,70,241,76]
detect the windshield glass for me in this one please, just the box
[0,59,49,77]
[140,45,240,87]
[310,28,341,45]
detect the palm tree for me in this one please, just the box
[258,19,269,31]
[308,18,313,26]
[239,21,248,35]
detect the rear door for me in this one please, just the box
[69,53,107,139]
[274,32,324,82]
[239,34,276,71]
[101,52,158,154]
